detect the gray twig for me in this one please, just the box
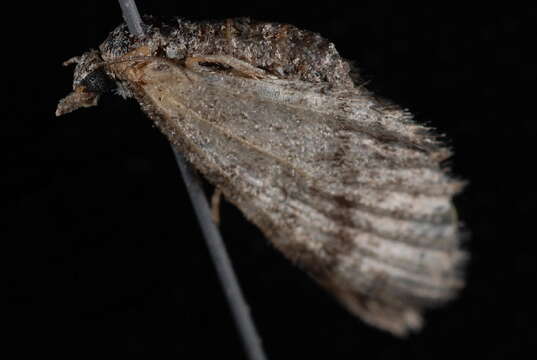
[118,0,144,37]
[173,150,267,360]
[117,2,267,359]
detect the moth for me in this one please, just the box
[56,17,467,336]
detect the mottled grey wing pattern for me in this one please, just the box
[131,61,466,336]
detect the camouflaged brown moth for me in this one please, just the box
[56,17,467,336]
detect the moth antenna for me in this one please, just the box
[93,55,171,69]
[98,56,194,83]
[62,56,82,67]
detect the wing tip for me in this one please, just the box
[333,288,425,337]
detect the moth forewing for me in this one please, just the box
[111,57,465,336]
[57,18,467,337]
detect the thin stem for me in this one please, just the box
[173,150,268,360]
[117,2,268,359]
[118,0,144,37]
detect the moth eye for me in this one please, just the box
[80,69,114,93]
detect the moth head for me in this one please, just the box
[56,50,114,116]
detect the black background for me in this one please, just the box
[6,1,535,358]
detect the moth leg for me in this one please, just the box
[211,188,223,226]
[185,55,269,79]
